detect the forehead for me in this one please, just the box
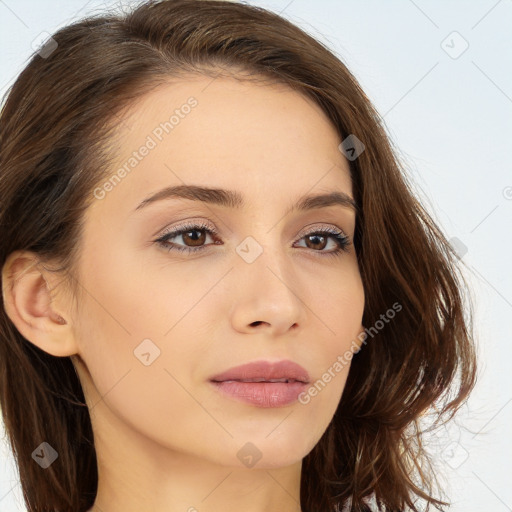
[88,74,353,219]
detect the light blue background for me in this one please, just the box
[1,1,511,511]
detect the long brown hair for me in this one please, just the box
[0,1,477,510]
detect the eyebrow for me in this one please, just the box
[134,184,358,216]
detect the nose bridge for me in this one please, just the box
[233,229,302,311]
[235,224,288,281]
[254,242,289,289]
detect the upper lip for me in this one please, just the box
[209,360,310,384]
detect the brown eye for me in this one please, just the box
[181,229,207,247]
[294,227,351,257]
[304,233,328,251]
[155,222,218,254]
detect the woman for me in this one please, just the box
[0,1,477,511]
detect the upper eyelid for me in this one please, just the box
[157,221,348,239]
[157,220,218,238]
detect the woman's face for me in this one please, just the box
[71,74,365,470]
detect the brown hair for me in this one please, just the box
[0,1,477,510]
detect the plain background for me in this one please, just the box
[0,1,511,511]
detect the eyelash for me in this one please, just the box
[154,220,351,259]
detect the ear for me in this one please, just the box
[1,250,78,357]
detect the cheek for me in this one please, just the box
[76,242,195,345]
[72,284,197,442]
[72,247,216,414]
[316,263,365,342]
[301,268,364,404]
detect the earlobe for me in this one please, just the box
[1,250,78,357]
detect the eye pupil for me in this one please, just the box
[183,229,206,246]
[306,234,327,250]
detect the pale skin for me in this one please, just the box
[2,73,365,512]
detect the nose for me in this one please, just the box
[229,243,305,337]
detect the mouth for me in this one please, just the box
[211,378,308,384]
[208,359,311,407]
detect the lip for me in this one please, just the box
[209,360,310,408]
[209,359,310,384]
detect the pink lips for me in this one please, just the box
[209,360,310,408]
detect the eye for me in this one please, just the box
[293,225,351,258]
[154,221,351,257]
[155,220,219,255]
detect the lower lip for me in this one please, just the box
[210,380,308,408]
